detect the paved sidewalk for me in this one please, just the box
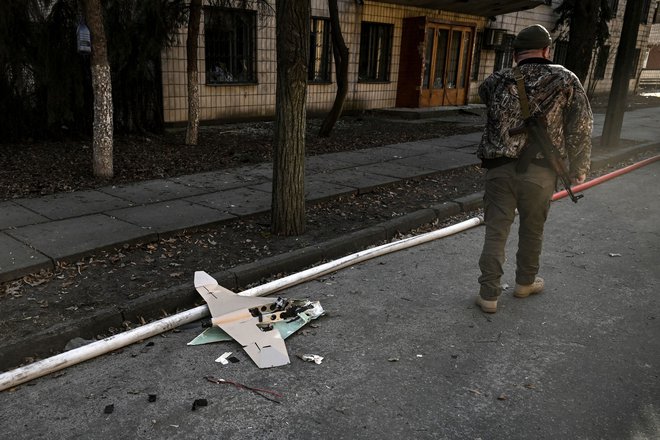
[1,107,659,284]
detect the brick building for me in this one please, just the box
[160,0,659,124]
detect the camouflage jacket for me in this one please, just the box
[477,58,593,177]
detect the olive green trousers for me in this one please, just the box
[478,161,557,299]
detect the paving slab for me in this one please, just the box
[249,177,357,202]
[170,169,268,191]
[374,142,435,157]
[397,149,479,171]
[318,146,416,165]
[106,199,236,233]
[304,179,357,202]
[447,131,483,144]
[13,190,131,220]
[0,201,49,230]
[0,233,52,283]
[305,155,354,174]
[238,163,274,180]
[312,168,400,193]
[185,187,272,217]
[5,214,156,261]
[353,161,439,179]
[418,134,480,149]
[388,141,449,155]
[99,180,207,204]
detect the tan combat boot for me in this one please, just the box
[476,296,498,313]
[513,276,544,298]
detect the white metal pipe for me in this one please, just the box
[0,215,483,391]
[240,216,484,297]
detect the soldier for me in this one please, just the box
[475,24,593,313]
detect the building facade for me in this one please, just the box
[160,0,658,124]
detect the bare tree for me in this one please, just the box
[271,0,310,235]
[318,0,349,137]
[83,0,113,178]
[554,0,613,84]
[185,0,203,145]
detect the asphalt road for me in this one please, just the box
[1,161,658,439]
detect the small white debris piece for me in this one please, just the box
[501,283,510,290]
[608,253,622,257]
[300,354,324,364]
[215,352,233,365]
[416,354,423,358]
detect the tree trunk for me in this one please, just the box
[84,0,113,179]
[318,0,349,137]
[271,0,310,236]
[601,0,644,147]
[564,0,600,83]
[185,0,202,145]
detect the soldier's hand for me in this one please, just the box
[571,174,586,185]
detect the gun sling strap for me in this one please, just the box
[513,66,531,119]
[513,66,544,173]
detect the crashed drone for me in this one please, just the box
[190,271,324,368]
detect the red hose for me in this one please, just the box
[552,154,660,201]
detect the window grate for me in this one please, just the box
[553,40,569,66]
[494,34,514,72]
[594,45,610,80]
[309,17,332,83]
[204,7,257,84]
[358,22,393,82]
[472,31,482,81]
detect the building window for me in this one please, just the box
[358,22,393,82]
[594,45,610,80]
[607,0,619,15]
[641,0,652,24]
[204,7,256,84]
[494,34,514,72]
[472,31,482,81]
[309,17,332,83]
[553,40,569,66]
[631,48,641,78]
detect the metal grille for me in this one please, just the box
[204,7,257,84]
[553,40,569,66]
[472,32,482,81]
[494,34,514,72]
[358,22,393,82]
[309,18,332,82]
[594,45,610,80]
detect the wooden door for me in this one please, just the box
[420,24,473,106]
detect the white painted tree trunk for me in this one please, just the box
[85,0,113,179]
[91,63,114,178]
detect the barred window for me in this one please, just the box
[631,48,641,78]
[358,22,393,82]
[607,0,619,15]
[309,17,332,83]
[594,45,609,80]
[553,40,569,66]
[472,31,482,81]
[204,7,256,85]
[494,34,514,72]
[641,0,652,24]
